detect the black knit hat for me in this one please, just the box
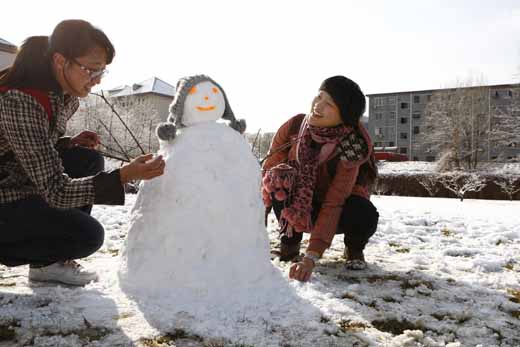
[319,76,366,128]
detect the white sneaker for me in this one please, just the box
[29,260,99,286]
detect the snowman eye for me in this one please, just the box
[189,86,197,95]
[212,87,219,94]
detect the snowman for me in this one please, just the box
[117,75,304,329]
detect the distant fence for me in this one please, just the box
[374,173,520,201]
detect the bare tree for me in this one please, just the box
[420,76,520,170]
[439,172,486,201]
[496,175,520,201]
[418,174,441,197]
[245,131,275,160]
[488,89,520,160]
[373,179,388,196]
[70,94,161,159]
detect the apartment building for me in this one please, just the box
[367,83,520,161]
[0,37,17,71]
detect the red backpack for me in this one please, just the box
[0,86,52,121]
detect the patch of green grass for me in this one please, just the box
[366,274,403,283]
[507,289,520,304]
[75,326,110,342]
[336,274,362,283]
[441,228,453,237]
[371,318,423,335]
[338,319,370,333]
[0,282,16,287]
[401,279,434,291]
[340,292,356,300]
[0,324,16,342]
[382,296,399,303]
[140,329,203,347]
[320,316,331,323]
[431,312,470,324]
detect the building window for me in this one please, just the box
[412,112,421,119]
[388,96,396,105]
[388,141,395,147]
[375,112,383,121]
[374,97,384,107]
[389,111,396,120]
[400,117,408,124]
[494,90,513,99]
[413,95,420,103]
[400,147,408,154]
[413,126,420,134]
[375,127,383,136]
[401,102,409,109]
[400,132,408,139]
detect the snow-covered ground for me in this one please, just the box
[1,195,519,347]
[379,161,520,176]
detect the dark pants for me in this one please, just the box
[0,147,105,267]
[272,195,379,251]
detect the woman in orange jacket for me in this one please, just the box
[262,76,379,282]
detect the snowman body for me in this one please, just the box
[118,81,285,310]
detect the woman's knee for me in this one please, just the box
[339,196,379,231]
[75,216,105,256]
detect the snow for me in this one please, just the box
[379,161,520,176]
[1,195,519,346]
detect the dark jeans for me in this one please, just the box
[272,195,379,251]
[0,147,105,267]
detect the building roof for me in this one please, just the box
[0,37,17,53]
[107,77,175,98]
[366,83,520,97]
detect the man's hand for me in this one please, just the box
[289,256,315,282]
[120,154,165,184]
[71,130,100,149]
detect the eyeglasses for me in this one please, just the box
[71,59,108,81]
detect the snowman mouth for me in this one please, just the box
[196,106,216,111]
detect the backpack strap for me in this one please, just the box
[0,86,52,122]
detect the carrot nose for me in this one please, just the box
[204,96,209,101]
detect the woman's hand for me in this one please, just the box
[71,130,100,149]
[289,256,315,282]
[119,154,165,184]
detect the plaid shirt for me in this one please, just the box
[0,89,97,208]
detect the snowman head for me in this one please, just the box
[182,81,225,126]
[156,75,247,141]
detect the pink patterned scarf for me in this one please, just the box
[263,116,353,236]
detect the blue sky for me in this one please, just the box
[2,0,519,131]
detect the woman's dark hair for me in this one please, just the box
[319,75,366,128]
[0,19,115,91]
[356,152,378,190]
